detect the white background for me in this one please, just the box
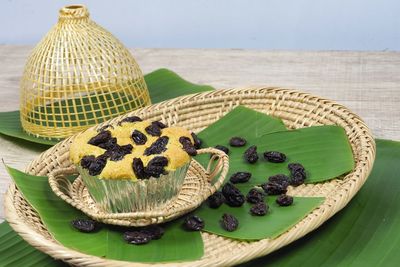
[0,0,399,50]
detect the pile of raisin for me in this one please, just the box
[263,151,287,163]
[288,163,307,186]
[244,145,259,164]
[229,172,252,184]
[207,191,225,208]
[276,194,294,206]
[71,218,98,233]
[229,137,247,147]
[222,183,245,207]
[246,188,265,204]
[179,136,197,156]
[123,225,164,245]
[184,215,205,231]
[220,213,239,232]
[250,202,268,216]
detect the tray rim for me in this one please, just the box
[4,86,376,267]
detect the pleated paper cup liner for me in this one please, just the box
[5,88,375,266]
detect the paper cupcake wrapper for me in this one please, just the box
[77,162,190,213]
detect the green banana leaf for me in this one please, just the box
[195,196,324,240]
[5,166,204,263]
[239,139,400,267]
[0,68,214,146]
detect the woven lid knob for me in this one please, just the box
[59,5,89,20]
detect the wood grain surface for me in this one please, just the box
[0,45,399,221]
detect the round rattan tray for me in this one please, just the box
[5,87,375,267]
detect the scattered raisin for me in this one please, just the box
[261,182,287,195]
[152,121,167,129]
[119,116,142,125]
[268,174,290,188]
[263,151,287,163]
[80,155,95,169]
[246,188,265,204]
[229,137,247,147]
[288,163,307,186]
[276,194,294,206]
[191,132,202,149]
[131,130,147,145]
[123,231,151,245]
[179,136,197,156]
[86,155,108,176]
[145,123,162,136]
[184,215,205,231]
[145,156,169,178]
[250,202,268,216]
[140,225,164,240]
[71,219,97,233]
[244,145,259,164]
[222,183,245,207]
[105,144,133,161]
[132,158,149,179]
[229,172,252,184]
[214,145,230,155]
[144,136,169,155]
[220,213,239,232]
[207,191,225,208]
[88,130,112,147]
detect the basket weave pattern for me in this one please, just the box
[5,88,375,266]
[19,5,150,139]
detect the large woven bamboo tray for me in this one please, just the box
[5,87,375,267]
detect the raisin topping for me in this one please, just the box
[131,130,147,145]
[132,158,149,179]
[179,136,197,156]
[144,136,169,155]
[88,130,112,147]
[145,123,162,136]
[145,156,169,178]
[191,132,202,149]
[119,116,143,125]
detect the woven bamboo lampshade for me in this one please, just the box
[20,5,151,139]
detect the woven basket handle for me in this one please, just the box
[197,147,230,191]
[47,166,82,209]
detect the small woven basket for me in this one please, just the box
[19,5,150,139]
[5,88,375,267]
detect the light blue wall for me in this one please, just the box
[1,0,399,50]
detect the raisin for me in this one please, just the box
[244,145,259,164]
[276,194,294,206]
[220,213,239,232]
[87,155,107,176]
[140,225,164,240]
[145,123,162,136]
[184,215,205,231]
[145,156,168,178]
[152,121,167,129]
[119,116,142,125]
[105,144,133,161]
[268,174,290,188]
[222,183,245,207]
[97,137,118,150]
[71,219,97,233]
[123,231,151,245]
[132,158,149,179]
[144,136,169,155]
[80,155,95,169]
[246,188,265,204]
[179,136,197,156]
[263,151,287,163]
[131,130,147,145]
[88,130,112,146]
[261,182,287,195]
[97,124,113,132]
[214,145,230,155]
[207,191,225,208]
[250,202,268,216]
[191,132,202,149]
[229,172,252,184]
[288,163,307,186]
[229,137,247,147]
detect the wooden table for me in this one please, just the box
[0,45,399,221]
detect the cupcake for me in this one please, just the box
[69,116,199,213]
